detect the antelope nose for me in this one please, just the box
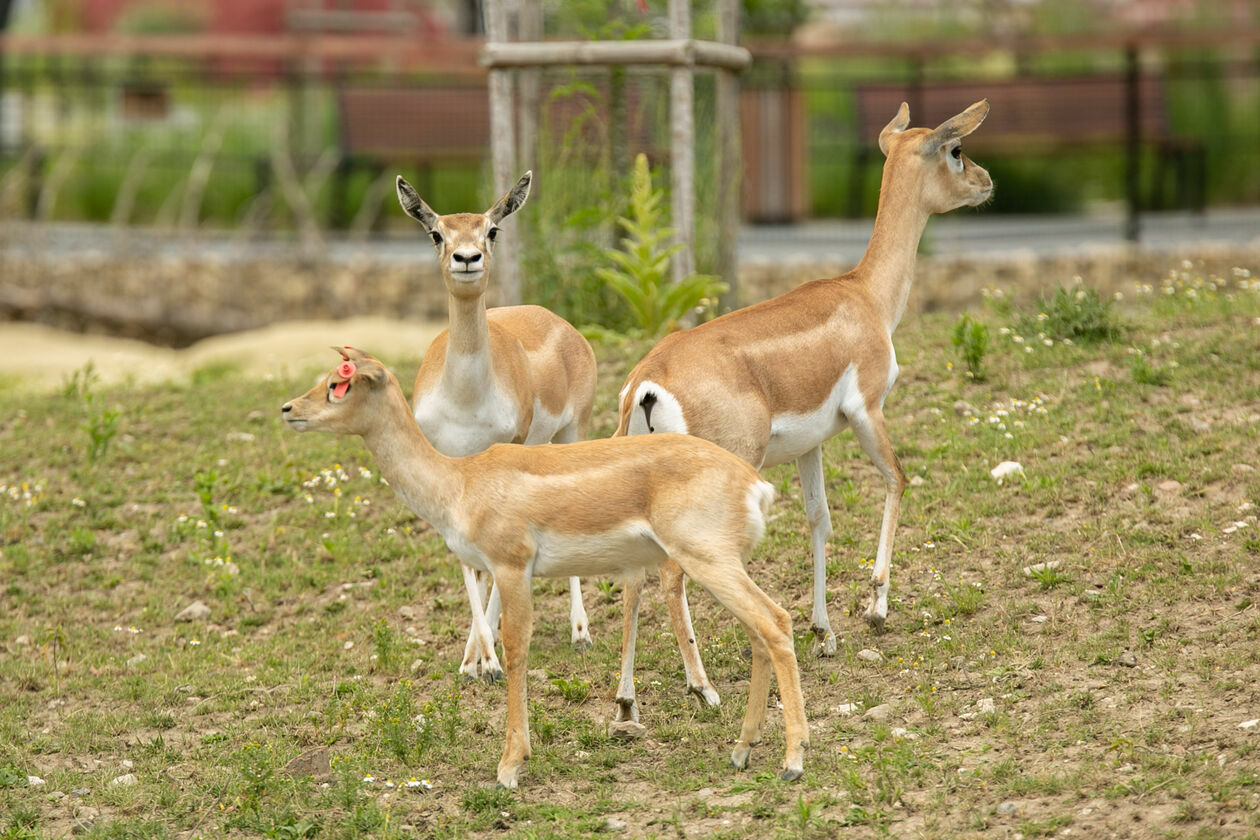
[452,250,483,268]
[281,402,292,413]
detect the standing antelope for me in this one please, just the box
[282,348,809,788]
[613,100,993,710]
[396,172,598,681]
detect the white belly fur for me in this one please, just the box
[763,363,869,468]
[530,522,669,579]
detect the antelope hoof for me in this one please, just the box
[780,765,804,783]
[730,744,752,771]
[481,664,504,683]
[688,684,721,708]
[495,768,520,790]
[812,629,838,657]
[863,604,887,632]
[608,720,647,741]
[571,637,593,653]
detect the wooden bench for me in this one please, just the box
[850,75,1204,219]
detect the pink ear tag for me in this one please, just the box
[332,361,355,398]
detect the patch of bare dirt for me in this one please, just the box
[7,317,446,392]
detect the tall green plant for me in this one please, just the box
[596,154,726,336]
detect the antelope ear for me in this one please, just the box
[878,102,911,156]
[396,176,440,232]
[332,346,372,362]
[486,171,532,224]
[922,99,989,156]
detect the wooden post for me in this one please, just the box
[715,0,740,310]
[485,0,521,304]
[668,0,695,285]
[517,0,541,180]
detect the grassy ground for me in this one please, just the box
[1,263,1259,839]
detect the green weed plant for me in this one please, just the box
[596,153,727,336]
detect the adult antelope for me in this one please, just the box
[614,100,993,709]
[396,172,598,681]
[282,348,808,789]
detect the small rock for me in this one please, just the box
[863,703,892,721]
[953,400,975,416]
[909,475,926,487]
[409,659,424,673]
[225,431,256,443]
[109,774,137,787]
[70,788,91,797]
[990,461,1024,483]
[283,746,331,779]
[120,760,133,770]
[833,703,860,716]
[175,601,211,623]
[997,801,1018,816]
[608,720,647,741]
[976,697,996,714]
[27,775,46,786]
[1155,479,1183,494]
[1118,653,1138,668]
[1030,614,1048,623]
[890,727,918,741]
[574,751,591,760]
[1189,416,1211,433]
[14,635,31,646]
[1231,464,1256,475]
[857,648,883,662]
[1239,719,1259,730]
[605,818,628,832]
[126,654,147,668]
[399,605,418,621]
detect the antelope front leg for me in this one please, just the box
[494,567,534,790]
[660,560,721,706]
[852,407,906,631]
[460,566,503,680]
[796,446,836,655]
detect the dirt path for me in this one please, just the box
[8,317,446,391]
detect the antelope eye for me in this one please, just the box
[487,227,499,242]
[951,146,962,160]
[430,231,443,246]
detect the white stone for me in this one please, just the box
[110,773,137,787]
[27,775,46,786]
[990,461,1023,483]
[857,648,883,662]
[1239,719,1259,730]
[126,654,147,667]
[863,703,892,721]
[1022,561,1060,576]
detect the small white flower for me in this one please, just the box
[72,497,86,507]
